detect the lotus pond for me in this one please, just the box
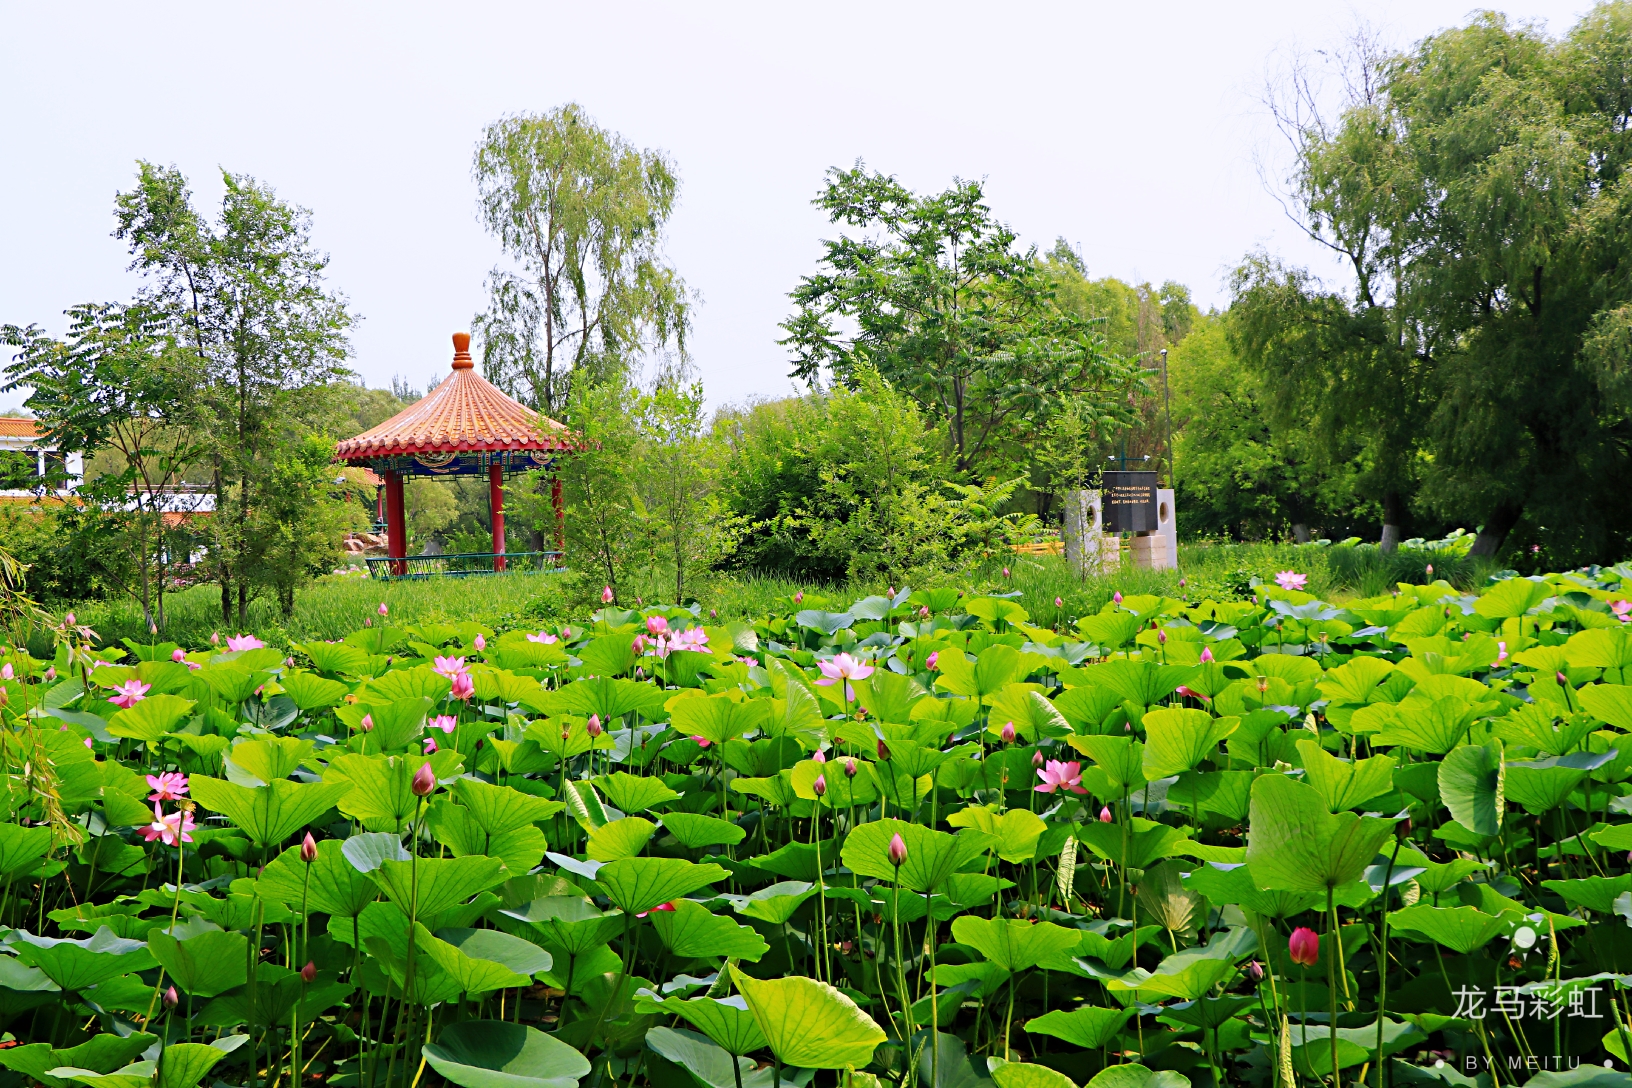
[4,570,1632,1088]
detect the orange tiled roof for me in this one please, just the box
[335,333,571,461]
[0,418,42,439]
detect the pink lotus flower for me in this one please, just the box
[1055,597,1063,608]
[142,804,195,846]
[429,715,458,734]
[690,735,712,748]
[449,671,475,701]
[587,714,603,738]
[843,758,857,777]
[412,763,437,795]
[1175,685,1209,701]
[1002,567,1010,578]
[226,634,264,651]
[1035,759,1087,795]
[163,984,179,1008]
[1289,927,1320,967]
[146,773,188,802]
[1425,564,1434,578]
[301,832,318,863]
[432,656,467,680]
[816,653,874,700]
[1,663,13,681]
[602,586,615,604]
[473,634,485,651]
[793,592,803,604]
[1113,591,1123,604]
[44,667,55,681]
[110,679,150,709]
[1199,647,1214,664]
[636,901,677,919]
[1612,600,1630,622]
[378,602,389,616]
[1496,641,1509,664]
[813,774,827,797]
[925,651,939,670]
[300,961,317,983]
[171,649,187,663]
[1000,722,1016,744]
[1099,806,1113,822]
[360,714,374,732]
[1032,750,1044,768]
[888,833,908,866]
[813,749,826,763]
[423,737,438,754]
[876,739,891,760]
[646,616,669,637]
[209,631,219,645]
[527,631,558,644]
[1275,571,1307,591]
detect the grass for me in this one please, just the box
[61,539,1408,651]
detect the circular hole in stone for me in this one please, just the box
[1159,501,1170,523]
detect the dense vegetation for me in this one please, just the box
[0,562,1627,1088]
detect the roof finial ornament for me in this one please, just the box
[451,332,474,370]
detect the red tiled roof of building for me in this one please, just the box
[335,333,571,461]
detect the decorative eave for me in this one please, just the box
[335,333,573,463]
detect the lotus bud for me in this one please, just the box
[1055,597,1063,608]
[474,634,485,651]
[301,832,317,863]
[423,737,438,754]
[1178,578,1186,588]
[587,714,603,738]
[1556,671,1569,688]
[1099,806,1113,823]
[210,631,219,645]
[1288,927,1319,967]
[43,666,54,681]
[1247,960,1264,982]
[888,833,908,867]
[65,612,76,625]
[794,592,803,604]
[1497,641,1509,663]
[300,961,317,983]
[365,617,372,627]
[411,762,436,796]
[1200,647,1214,663]
[1000,722,1016,744]
[1256,676,1269,695]
[887,586,896,598]
[602,586,615,603]
[925,651,939,670]
[1003,567,1010,578]
[844,758,857,777]
[813,749,826,763]
[150,623,158,636]
[163,984,179,1008]
[813,774,827,797]
[1033,750,1045,768]
[919,605,930,618]
[1157,630,1167,644]
[1425,564,1434,578]
[1113,591,1123,604]
[360,713,374,732]
[172,648,187,663]
[1399,816,1412,837]
[876,739,891,760]
[710,609,717,619]
[378,602,389,616]
[636,597,644,606]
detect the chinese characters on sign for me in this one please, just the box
[1101,471,1158,533]
[1451,983,1605,1021]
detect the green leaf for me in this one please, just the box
[734,881,817,924]
[1540,875,1632,914]
[662,812,746,849]
[155,1041,242,1088]
[427,802,547,876]
[650,900,768,961]
[1295,740,1397,812]
[727,964,886,1069]
[1437,741,1504,836]
[371,855,508,918]
[422,1020,591,1088]
[1024,1006,1133,1050]
[645,999,768,1057]
[1245,774,1398,893]
[188,776,352,848]
[842,819,988,894]
[257,838,378,918]
[1075,818,1188,871]
[1578,684,1632,729]
[0,1033,156,1088]
[988,1060,1076,1088]
[1080,659,1194,709]
[945,806,1045,864]
[1387,905,1516,954]
[1475,578,1551,620]
[1085,1064,1190,1088]
[12,927,156,991]
[668,694,772,746]
[586,817,657,862]
[435,928,553,978]
[949,916,1081,973]
[0,822,55,881]
[937,644,1026,702]
[279,670,350,712]
[106,694,196,743]
[326,753,439,831]
[1141,707,1237,779]
[147,928,247,997]
[499,897,625,955]
[594,772,681,813]
[595,857,728,915]
[645,1026,774,1088]
[1063,735,1145,794]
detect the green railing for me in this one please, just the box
[364,551,564,580]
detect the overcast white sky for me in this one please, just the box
[0,1,1594,412]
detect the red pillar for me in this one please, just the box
[489,464,507,572]
[385,470,407,577]
[551,476,564,554]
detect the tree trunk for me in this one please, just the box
[1379,490,1405,553]
[1468,502,1524,559]
[1291,523,1311,544]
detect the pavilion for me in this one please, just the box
[335,332,574,577]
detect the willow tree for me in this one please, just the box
[1245,8,1632,561]
[472,104,691,414]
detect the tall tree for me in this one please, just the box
[113,163,355,623]
[1251,8,1632,560]
[781,166,1142,477]
[472,104,691,414]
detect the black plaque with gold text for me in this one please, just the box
[1102,471,1158,533]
